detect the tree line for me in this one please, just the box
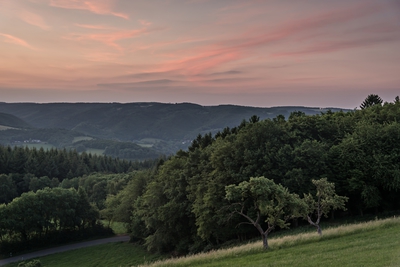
[102,95,400,254]
[0,146,136,179]
[0,187,111,255]
[0,146,160,203]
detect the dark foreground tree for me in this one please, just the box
[225,177,306,249]
[303,178,348,235]
[360,94,383,109]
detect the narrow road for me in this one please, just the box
[0,235,130,266]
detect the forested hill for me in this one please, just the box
[110,97,400,254]
[0,112,31,129]
[0,102,346,142]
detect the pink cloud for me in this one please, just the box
[74,24,115,30]
[171,2,387,73]
[220,3,382,52]
[0,0,49,30]
[50,0,129,19]
[18,10,50,30]
[134,37,207,51]
[0,33,36,50]
[273,34,400,58]
[63,28,154,50]
[138,19,152,26]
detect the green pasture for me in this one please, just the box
[137,144,153,148]
[141,217,400,267]
[5,242,163,267]
[72,136,94,143]
[0,125,16,131]
[139,138,163,144]
[5,217,400,267]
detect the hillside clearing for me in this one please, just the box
[72,136,94,143]
[0,125,16,131]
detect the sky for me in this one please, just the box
[0,0,399,108]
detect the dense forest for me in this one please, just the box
[1,95,399,257]
[103,95,400,254]
[0,147,157,255]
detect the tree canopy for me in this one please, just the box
[303,178,348,235]
[225,177,306,249]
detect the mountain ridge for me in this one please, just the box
[0,102,348,142]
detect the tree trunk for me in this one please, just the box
[317,225,322,236]
[262,233,269,249]
[307,215,322,236]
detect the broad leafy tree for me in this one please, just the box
[303,178,348,235]
[225,177,306,249]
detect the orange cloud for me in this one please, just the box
[0,33,36,50]
[50,0,129,19]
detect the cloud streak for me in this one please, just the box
[0,33,36,50]
[150,2,391,76]
[50,0,129,19]
[18,10,50,30]
[64,27,164,50]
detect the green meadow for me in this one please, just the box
[5,242,163,267]
[0,125,16,131]
[72,136,94,143]
[139,217,400,267]
[5,217,400,267]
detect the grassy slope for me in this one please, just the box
[5,218,399,267]
[181,225,400,267]
[141,217,400,267]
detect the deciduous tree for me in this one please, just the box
[225,177,306,249]
[303,178,348,235]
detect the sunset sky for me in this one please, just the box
[1,0,399,108]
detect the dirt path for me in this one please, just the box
[0,235,130,266]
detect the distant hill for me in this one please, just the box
[0,112,31,129]
[0,102,348,143]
